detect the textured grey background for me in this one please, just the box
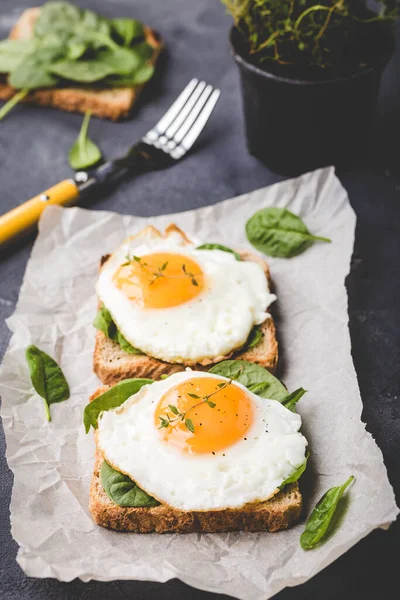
[0,1,399,599]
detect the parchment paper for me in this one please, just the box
[0,167,398,600]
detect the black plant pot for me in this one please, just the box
[230,27,394,176]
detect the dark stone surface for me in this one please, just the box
[0,1,399,599]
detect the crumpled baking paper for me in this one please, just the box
[0,166,398,600]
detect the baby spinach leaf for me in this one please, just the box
[245,326,263,349]
[48,59,116,82]
[34,1,82,39]
[96,47,141,75]
[209,360,287,400]
[0,88,29,122]
[196,243,241,261]
[280,387,307,412]
[25,345,70,422]
[9,46,64,89]
[84,378,153,433]
[67,39,87,60]
[112,18,144,47]
[113,64,155,86]
[133,42,154,61]
[93,305,142,355]
[300,476,355,550]
[68,111,102,170]
[279,450,310,490]
[101,460,160,507]
[246,207,331,258]
[0,39,38,72]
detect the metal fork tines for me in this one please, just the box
[143,78,220,160]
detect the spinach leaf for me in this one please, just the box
[68,111,102,170]
[67,39,87,60]
[279,450,309,490]
[96,48,141,75]
[48,59,116,82]
[84,378,153,433]
[112,18,144,47]
[245,327,262,349]
[0,88,29,122]
[300,476,355,550]
[246,207,331,258]
[25,345,70,422]
[133,42,154,61]
[196,243,241,261]
[280,387,307,412]
[0,39,38,72]
[9,46,64,89]
[101,460,160,507]
[111,64,154,86]
[93,305,142,354]
[34,1,82,39]
[209,360,287,400]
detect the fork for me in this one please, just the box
[0,79,220,246]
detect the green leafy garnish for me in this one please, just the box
[100,460,160,507]
[93,305,142,355]
[84,378,153,433]
[0,88,29,121]
[300,476,355,550]
[245,326,263,349]
[196,243,241,261]
[209,360,287,400]
[25,345,70,422]
[68,111,102,170]
[0,1,156,120]
[279,450,310,490]
[246,207,331,258]
[280,387,307,412]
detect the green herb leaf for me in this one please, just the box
[48,59,116,82]
[101,460,160,507]
[0,39,38,72]
[245,326,263,349]
[0,88,29,122]
[185,418,195,433]
[187,393,200,399]
[25,345,70,422]
[207,400,216,408]
[111,18,144,47]
[279,450,310,490]
[93,305,143,354]
[168,404,179,415]
[209,360,287,400]
[246,207,331,258]
[84,378,153,433]
[68,111,102,170]
[160,374,169,380]
[158,417,169,428]
[300,476,355,550]
[280,387,307,412]
[197,243,241,261]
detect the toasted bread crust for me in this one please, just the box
[93,226,278,384]
[0,8,163,120]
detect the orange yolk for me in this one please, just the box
[155,377,253,454]
[113,252,204,309]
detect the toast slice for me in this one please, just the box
[0,8,163,120]
[89,386,303,533]
[93,225,278,385]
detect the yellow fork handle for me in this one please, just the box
[0,179,79,246]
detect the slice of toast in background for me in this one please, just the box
[89,386,302,533]
[93,225,279,385]
[0,7,163,120]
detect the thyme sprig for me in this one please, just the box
[121,255,200,287]
[158,379,233,433]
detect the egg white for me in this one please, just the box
[96,233,276,363]
[97,371,308,511]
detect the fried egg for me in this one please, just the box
[97,371,308,511]
[96,228,276,363]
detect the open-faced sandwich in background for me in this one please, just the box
[0,3,163,120]
[87,370,307,533]
[93,224,278,384]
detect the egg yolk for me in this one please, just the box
[155,377,253,454]
[113,252,204,309]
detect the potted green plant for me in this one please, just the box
[222,1,398,175]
